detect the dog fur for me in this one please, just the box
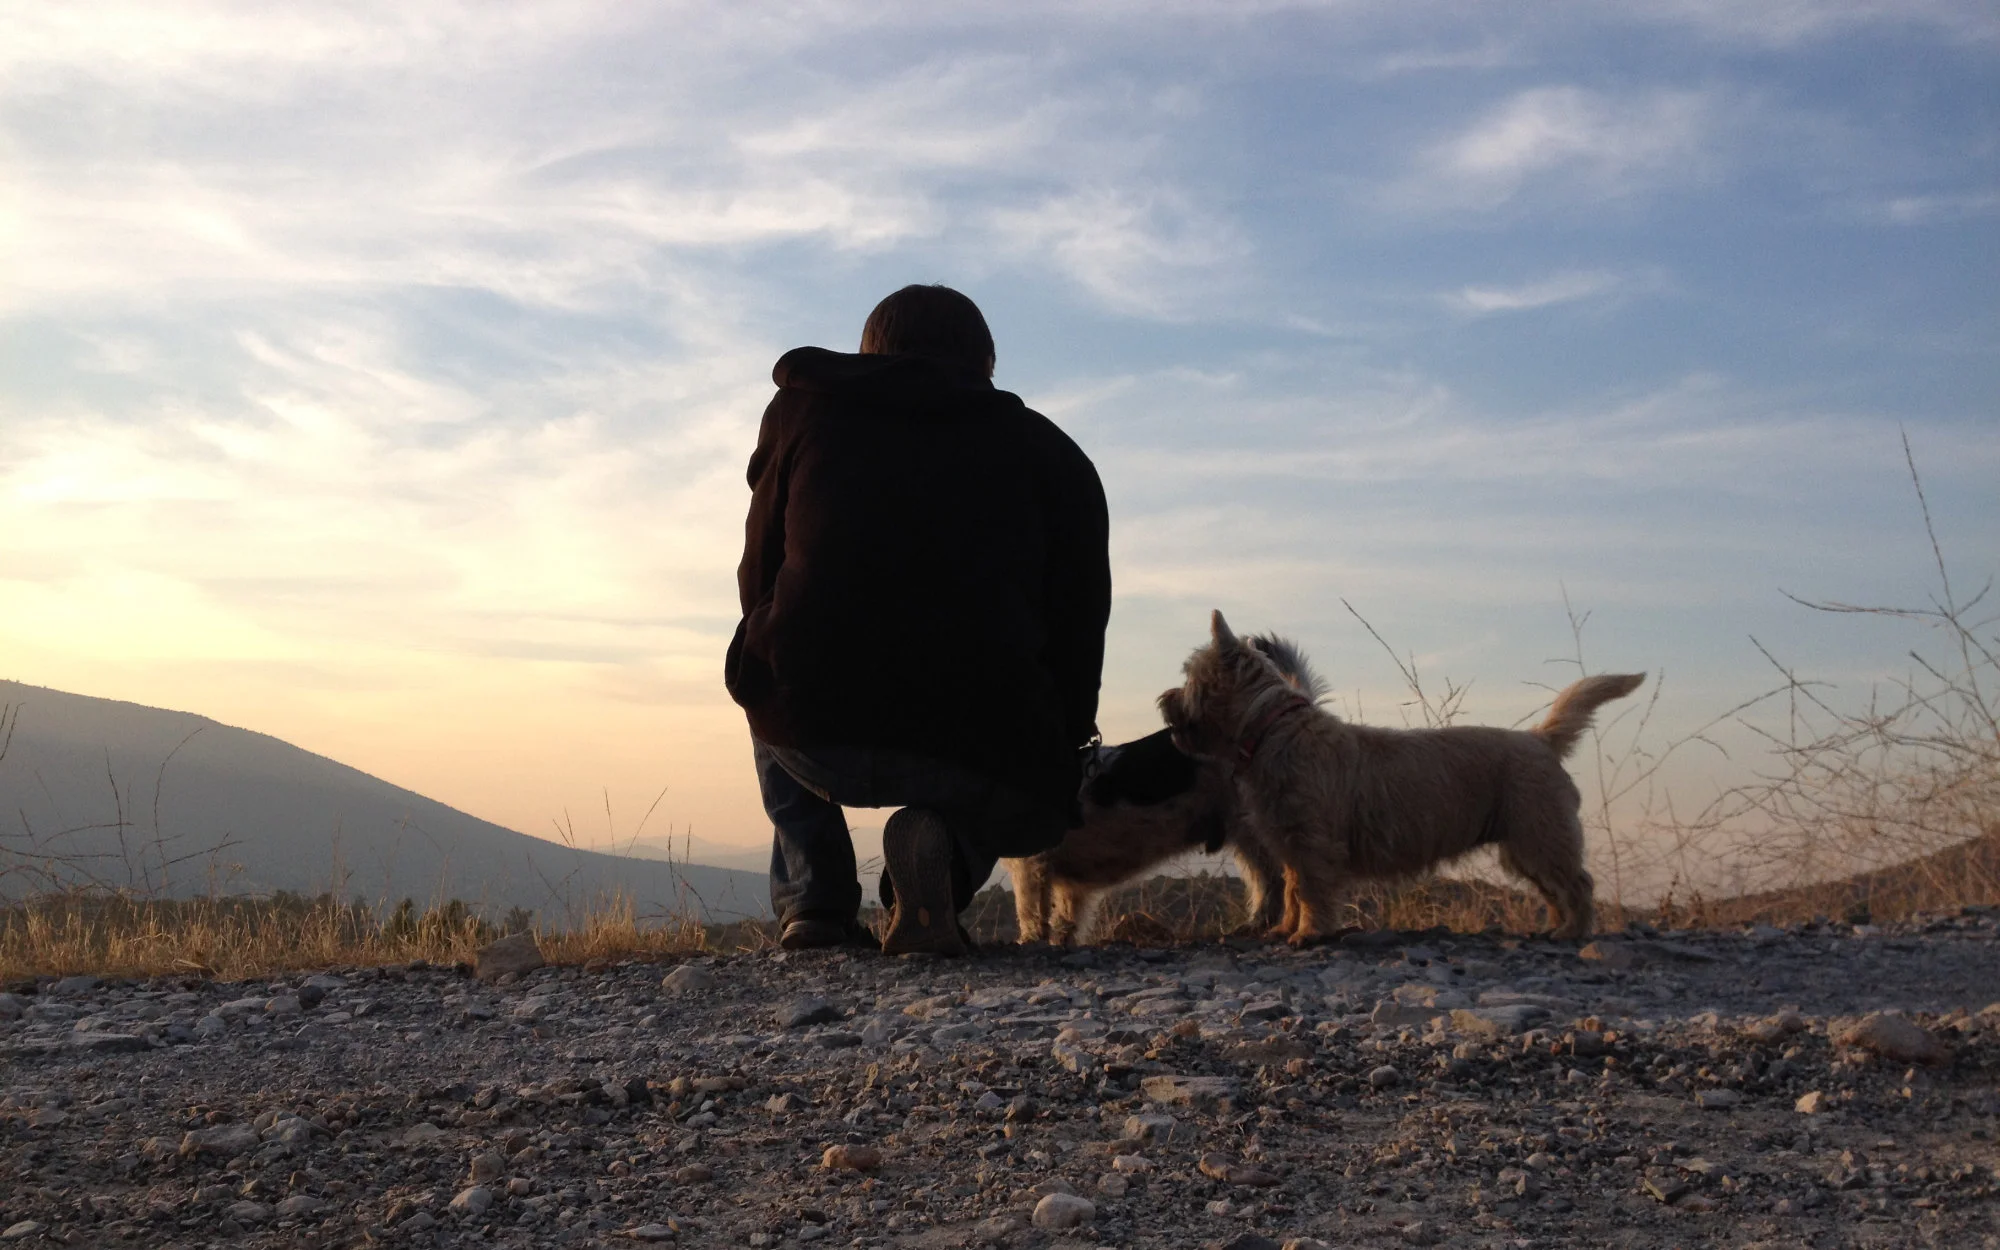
[1007,635,1321,945]
[1160,610,1644,944]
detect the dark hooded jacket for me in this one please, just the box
[725,347,1110,837]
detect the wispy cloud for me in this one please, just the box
[1878,189,2000,225]
[1444,269,1659,315]
[991,188,1249,319]
[1393,86,1721,213]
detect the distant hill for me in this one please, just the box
[0,682,770,923]
[614,828,886,900]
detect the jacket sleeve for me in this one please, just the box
[1043,437,1112,751]
[725,393,790,707]
[736,394,790,617]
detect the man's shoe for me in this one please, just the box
[879,808,967,957]
[779,916,878,952]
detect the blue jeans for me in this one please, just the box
[753,738,1061,926]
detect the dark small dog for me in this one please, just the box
[1007,636,1317,944]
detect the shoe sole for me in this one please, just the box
[879,810,966,957]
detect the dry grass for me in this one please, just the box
[0,890,714,985]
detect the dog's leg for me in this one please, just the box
[1282,832,1347,946]
[1008,857,1050,944]
[1270,865,1303,942]
[1231,822,1288,936]
[1497,819,1596,940]
[1066,885,1104,946]
[1048,876,1096,944]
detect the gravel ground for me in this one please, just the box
[3,912,1999,1250]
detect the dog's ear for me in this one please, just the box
[1157,686,1188,726]
[1210,609,1238,649]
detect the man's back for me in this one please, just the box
[727,345,1109,825]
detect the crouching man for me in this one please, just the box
[725,284,1111,954]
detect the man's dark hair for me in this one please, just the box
[859,284,995,376]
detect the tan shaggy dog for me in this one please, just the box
[1007,635,1319,945]
[1160,611,1644,944]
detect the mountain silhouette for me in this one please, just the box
[0,681,770,922]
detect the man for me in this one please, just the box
[725,284,1111,955]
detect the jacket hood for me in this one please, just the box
[773,347,996,405]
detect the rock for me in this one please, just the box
[627,1225,675,1242]
[264,994,303,1015]
[2,1223,47,1242]
[1398,1224,1437,1247]
[469,1149,506,1182]
[1139,1074,1237,1107]
[1795,1090,1830,1114]
[1836,1012,1951,1065]
[50,974,101,994]
[1123,1113,1179,1143]
[1577,940,1635,969]
[1284,1240,1335,1250]
[1368,1064,1402,1088]
[1198,1153,1280,1186]
[1694,1089,1743,1110]
[398,1211,437,1234]
[776,997,842,1029]
[474,932,545,983]
[661,965,716,993]
[507,1178,533,1197]
[973,1215,1023,1241]
[195,1014,227,1038]
[1112,1153,1154,1172]
[402,1122,447,1146]
[69,1031,148,1053]
[0,994,25,1021]
[821,1144,882,1171]
[1744,1008,1806,1043]
[181,1123,260,1157]
[1643,1175,1689,1205]
[275,1195,324,1218]
[1450,1005,1549,1037]
[449,1186,493,1215]
[1031,1193,1095,1230]
[226,1200,273,1223]
[673,1164,713,1184]
[1097,1172,1129,1197]
[1218,1235,1281,1250]
[1371,1001,1440,1027]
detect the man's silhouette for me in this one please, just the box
[726,284,1111,954]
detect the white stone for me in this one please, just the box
[1031,1193,1095,1230]
[661,965,716,993]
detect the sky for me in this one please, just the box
[2,1,1996,870]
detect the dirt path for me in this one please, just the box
[4,912,1998,1248]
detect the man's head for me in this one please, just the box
[859,284,995,378]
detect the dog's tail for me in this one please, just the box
[1532,673,1646,759]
